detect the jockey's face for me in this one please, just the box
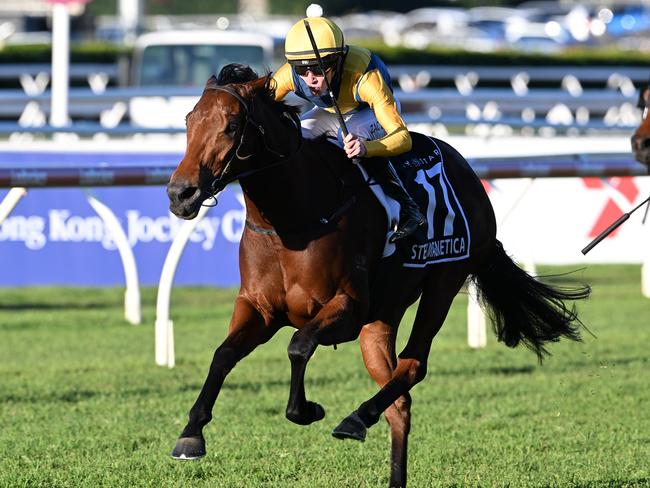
[298,68,334,96]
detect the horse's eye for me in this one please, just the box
[227,121,239,135]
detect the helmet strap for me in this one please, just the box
[329,46,348,93]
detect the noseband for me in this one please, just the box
[205,85,301,200]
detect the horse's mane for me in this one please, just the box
[209,63,301,119]
[216,63,258,85]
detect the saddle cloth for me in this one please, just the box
[356,133,471,268]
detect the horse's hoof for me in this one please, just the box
[171,436,206,460]
[332,411,367,442]
[286,401,326,425]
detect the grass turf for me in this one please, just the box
[0,264,648,487]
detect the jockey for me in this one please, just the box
[271,16,425,243]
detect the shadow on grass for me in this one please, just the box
[1,389,99,404]
[486,365,536,375]
[178,373,347,395]
[431,354,648,379]
[177,380,287,395]
[1,384,184,404]
[432,364,536,377]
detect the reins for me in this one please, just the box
[203,82,359,237]
[204,85,302,203]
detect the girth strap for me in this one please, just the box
[244,196,357,237]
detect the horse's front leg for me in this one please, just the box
[285,293,361,425]
[172,296,279,460]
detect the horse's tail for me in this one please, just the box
[471,240,591,362]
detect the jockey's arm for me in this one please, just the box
[357,70,412,158]
[270,63,294,101]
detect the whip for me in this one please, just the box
[303,19,350,138]
[581,195,650,255]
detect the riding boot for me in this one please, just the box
[370,161,426,243]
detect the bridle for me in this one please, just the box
[204,85,301,202]
[203,83,357,235]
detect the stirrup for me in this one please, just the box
[389,213,425,243]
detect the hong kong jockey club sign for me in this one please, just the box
[0,186,244,286]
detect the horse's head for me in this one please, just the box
[631,78,650,170]
[167,65,301,219]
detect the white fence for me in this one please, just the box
[0,64,645,135]
[0,86,639,133]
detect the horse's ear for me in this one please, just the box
[264,74,279,98]
[237,75,270,101]
[205,75,219,90]
[249,76,269,93]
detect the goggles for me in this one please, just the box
[290,56,339,77]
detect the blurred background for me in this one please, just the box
[1,0,649,134]
[4,0,650,51]
[0,0,648,293]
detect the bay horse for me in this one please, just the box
[166,64,590,487]
[632,77,650,170]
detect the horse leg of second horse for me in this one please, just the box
[285,293,361,425]
[172,296,278,459]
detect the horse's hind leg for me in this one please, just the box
[172,296,279,460]
[334,263,470,444]
[355,321,411,488]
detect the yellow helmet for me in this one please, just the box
[285,17,345,63]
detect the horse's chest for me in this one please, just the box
[278,264,342,325]
[258,239,361,326]
[283,277,335,324]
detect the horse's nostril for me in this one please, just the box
[167,181,201,208]
[642,138,650,150]
[179,186,199,202]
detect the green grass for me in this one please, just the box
[0,265,648,487]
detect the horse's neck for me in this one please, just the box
[241,140,353,232]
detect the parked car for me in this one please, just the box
[131,29,274,87]
[129,29,274,128]
[397,8,469,48]
[605,3,650,37]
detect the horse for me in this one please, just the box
[632,77,650,170]
[166,64,590,488]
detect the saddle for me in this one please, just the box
[358,133,471,268]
